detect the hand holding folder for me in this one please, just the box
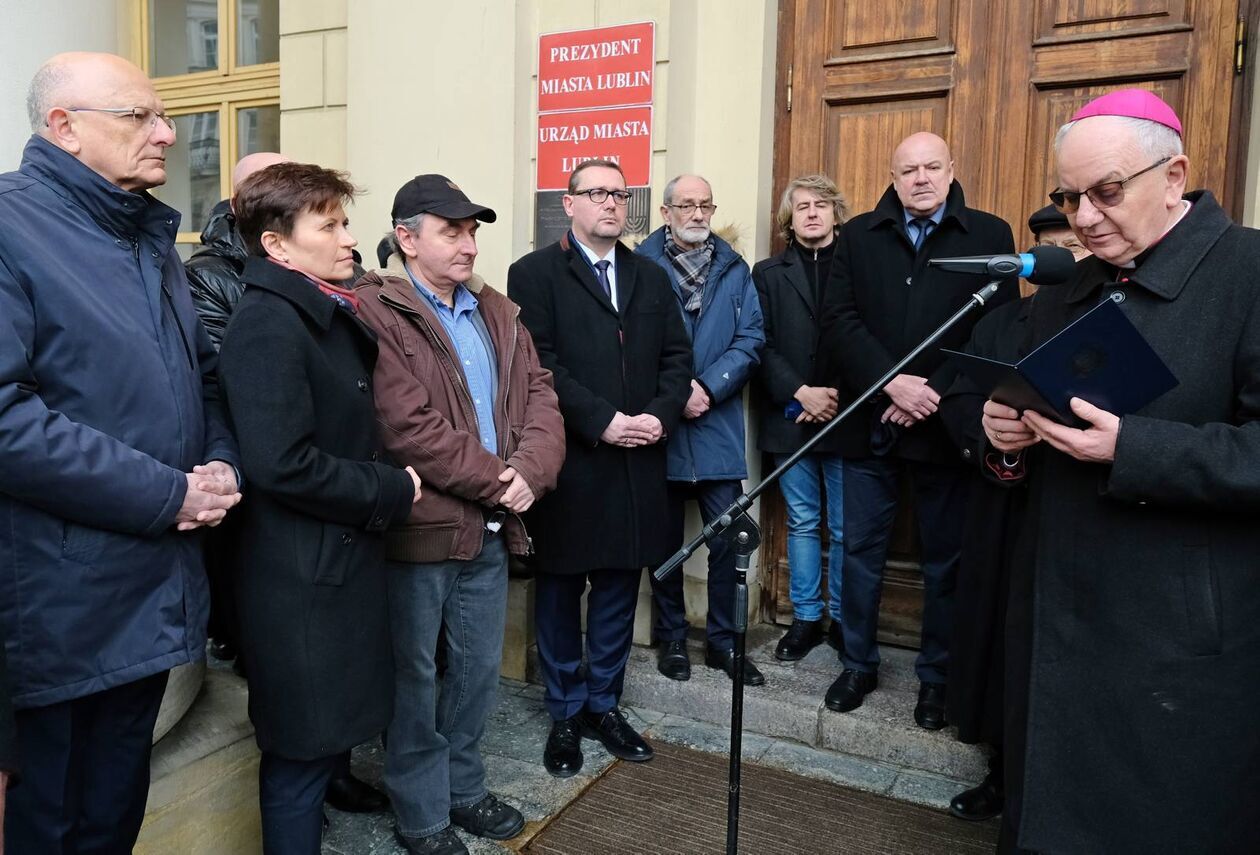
[942,294,1178,428]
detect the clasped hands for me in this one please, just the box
[880,374,939,428]
[982,398,1118,463]
[600,411,665,448]
[176,460,242,531]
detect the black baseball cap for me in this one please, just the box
[391,174,497,224]
[1027,204,1069,238]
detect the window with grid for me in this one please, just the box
[138,0,281,257]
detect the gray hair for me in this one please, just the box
[27,61,70,133]
[1053,115,1183,160]
[776,174,849,242]
[663,174,712,205]
[385,212,427,258]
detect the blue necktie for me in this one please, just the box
[912,217,933,251]
[594,259,612,300]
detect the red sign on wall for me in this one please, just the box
[538,22,655,113]
[536,106,652,191]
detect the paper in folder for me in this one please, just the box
[942,294,1178,427]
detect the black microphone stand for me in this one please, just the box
[652,279,1003,855]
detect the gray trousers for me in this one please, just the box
[385,535,509,837]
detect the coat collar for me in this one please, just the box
[18,135,180,248]
[783,240,825,310]
[637,224,742,278]
[1064,190,1230,304]
[868,179,971,236]
[368,253,491,317]
[241,256,343,331]
[558,231,636,315]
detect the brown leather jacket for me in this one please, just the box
[355,255,565,562]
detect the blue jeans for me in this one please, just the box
[840,457,965,684]
[775,453,845,623]
[385,536,509,837]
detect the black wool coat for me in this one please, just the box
[937,296,1035,748]
[752,240,846,455]
[1005,192,1260,853]
[820,181,1017,463]
[507,235,692,574]
[218,258,415,760]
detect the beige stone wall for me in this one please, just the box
[279,0,349,169]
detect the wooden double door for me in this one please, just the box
[762,0,1255,643]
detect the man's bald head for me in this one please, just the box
[233,152,290,190]
[28,53,153,134]
[890,132,955,217]
[29,52,175,192]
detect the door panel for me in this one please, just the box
[762,0,1249,643]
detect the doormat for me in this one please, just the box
[523,742,998,854]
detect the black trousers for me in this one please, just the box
[5,670,170,855]
[259,751,340,855]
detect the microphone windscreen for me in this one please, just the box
[1025,245,1077,285]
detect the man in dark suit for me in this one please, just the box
[820,132,1016,728]
[507,160,692,779]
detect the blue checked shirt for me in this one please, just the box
[405,268,499,454]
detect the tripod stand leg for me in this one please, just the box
[727,532,753,855]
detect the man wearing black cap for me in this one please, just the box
[355,175,566,855]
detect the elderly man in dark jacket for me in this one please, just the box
[0,52,241,853]
[508,160,692,780]
[983,89,1260,854]
[636,174,765,685]
[820,132,1016,728]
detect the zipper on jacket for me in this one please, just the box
[497,309,519,459]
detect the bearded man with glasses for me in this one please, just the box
[507,160,692,779]
[981,89,1260,853]
[635,175,766,687]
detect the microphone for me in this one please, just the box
[928,245,1076,285]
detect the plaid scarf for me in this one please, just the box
[664,234,715,312]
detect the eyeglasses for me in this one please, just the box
[572,188,631,205]
[1049,156,1171,213]
[664,203,717,216]
[64,106,178,136]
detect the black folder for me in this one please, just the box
[942,294,1177,427]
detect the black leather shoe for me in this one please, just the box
[704,647,766,686]
[581,708,654,762]
[450,793,525,840]
[949,774,1004,821]
[824,668,877,712]
[775,619,824,661]
[324,772,389,813]
[394,827,468,855]
[656,639,691,681]
[914,681,948,730]
[544,717,583,777]
[826,621,845,654]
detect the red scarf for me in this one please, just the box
[267,257,359,311]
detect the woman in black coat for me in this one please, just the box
[218,163,420,855]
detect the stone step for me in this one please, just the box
[528,624,988,784]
